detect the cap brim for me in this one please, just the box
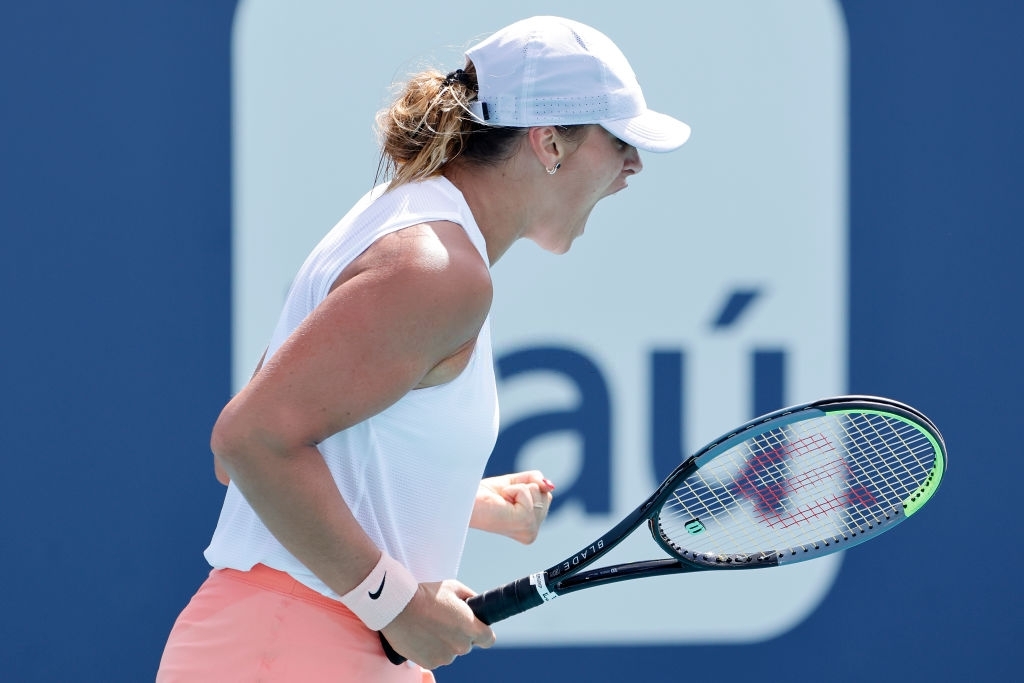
[601,110,691,153]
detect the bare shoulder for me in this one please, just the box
[317,220,493,388]
[335,220,492,314]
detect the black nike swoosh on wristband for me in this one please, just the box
[368,572,387,600]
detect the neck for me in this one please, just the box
[443,158,540,266]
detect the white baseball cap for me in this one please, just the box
[465,16,691,153]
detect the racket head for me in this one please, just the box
[650,396,946,569]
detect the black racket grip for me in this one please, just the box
[466,575,544,625]
[379,575,544,665]
[379,632,405,665]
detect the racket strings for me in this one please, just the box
[657,411,938,559]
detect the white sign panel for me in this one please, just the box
[232,0,847,645]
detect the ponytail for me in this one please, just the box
[374,63,523,189]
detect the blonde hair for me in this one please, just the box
[375,67,467,188]
[374,62,585,189]
[375,64,588,190]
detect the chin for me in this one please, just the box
[529,214,590,255]
[536,240,573,255]
[530,230,582,255]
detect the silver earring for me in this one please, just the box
[546,162,561,175]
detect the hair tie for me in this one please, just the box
[443,68,472,88]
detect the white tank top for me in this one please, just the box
[205,176,499,597]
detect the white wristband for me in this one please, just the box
[338,552,418,631]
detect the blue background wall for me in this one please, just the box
[1,2,1021,680]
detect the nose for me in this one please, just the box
[625,147,643,175]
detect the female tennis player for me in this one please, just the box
[157,15,690,681]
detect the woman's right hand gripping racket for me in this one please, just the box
[381,395,946,664]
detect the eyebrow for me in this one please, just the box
[610,132,631,148]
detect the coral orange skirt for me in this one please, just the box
[157,564,435,682]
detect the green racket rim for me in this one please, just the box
[826,408,946,517]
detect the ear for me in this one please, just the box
[526,126,562,171]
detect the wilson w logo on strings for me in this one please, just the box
[727,433,876,530]
[672,427,883,539]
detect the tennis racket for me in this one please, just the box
[381,394,946,664]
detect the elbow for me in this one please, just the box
[213,457,231,486]
[210,402,248,471]
[210,399,304,476]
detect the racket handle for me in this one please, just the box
[467,575,544,625]
[379,632,405,665]
[379,575,545,665]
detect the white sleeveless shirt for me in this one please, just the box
[204,177,499,597]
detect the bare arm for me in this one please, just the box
[214,348,266,485]
[211,222,496,668]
